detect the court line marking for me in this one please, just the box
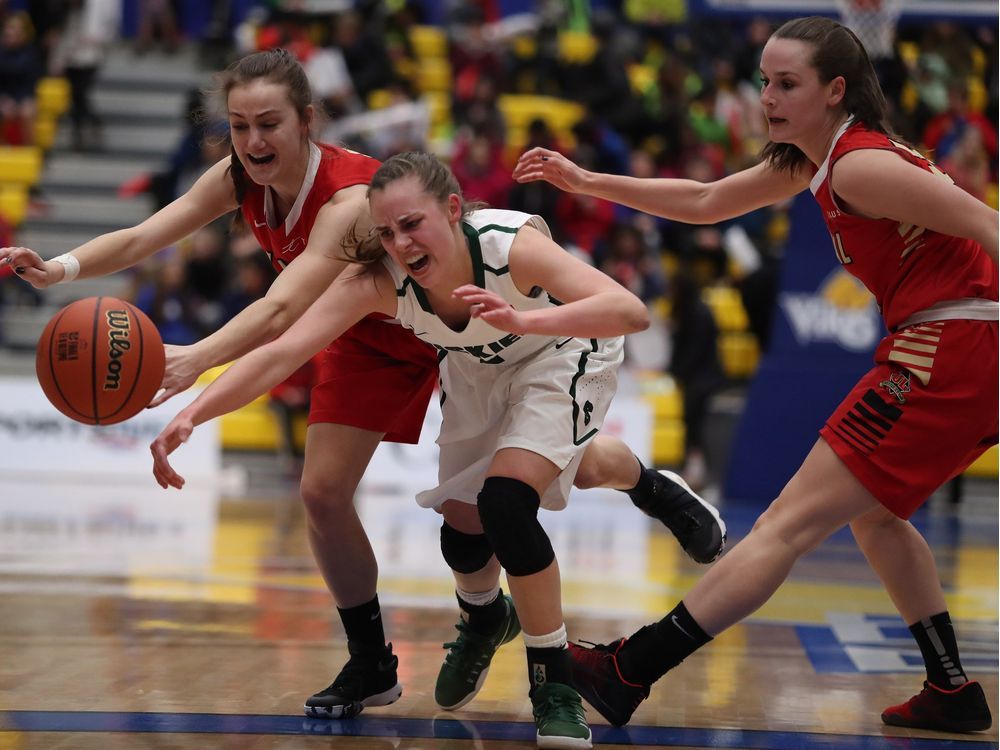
[1,711,995,748]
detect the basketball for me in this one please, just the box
[35,297,166,425]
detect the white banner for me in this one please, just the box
[0,376,220,482]
[0,480,218,576]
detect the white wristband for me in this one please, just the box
[52,253,81,283]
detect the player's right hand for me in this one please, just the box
[0,247,61,288]
[150,411,194,489]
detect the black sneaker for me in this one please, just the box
[304,641,403,719]
[568,639,650,727]
[634,469,726,564]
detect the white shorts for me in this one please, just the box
[415,336,624,511]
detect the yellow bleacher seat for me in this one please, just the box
[643,389,682,421]
[0,146,42,187]
[409,25,447,59]
[416,57,453,93]
[36,77,70,118]
[196,364,305,452]
[497,95,585,135]
[557,30,597,64]
[652,421,685,466]
[719,331,759,379]
[33,116,57,151]
[964,445,998,478]
[423,90,452,128]
[0,184,28,225]
[511,35,537,59]
[627,64,656,95]
[703,286,749,332]
[367,88,392,110]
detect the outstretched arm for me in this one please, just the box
[150,184,370,406]
[0,158,237,286]
[150,265,395,489]
[513,147,808,224]
[453,225,649,338]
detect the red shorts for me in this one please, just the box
[308,316,439,444]
[821,319,998,519]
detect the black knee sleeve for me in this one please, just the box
[439,522,494,574]
[477,476,554,577]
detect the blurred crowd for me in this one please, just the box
[0,0,997,482]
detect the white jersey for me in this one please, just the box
[382,208,624,510]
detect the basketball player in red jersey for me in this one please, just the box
[515,16,997,734]
[1,48,726,719]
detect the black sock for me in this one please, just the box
[910,611,968,689]
[457,589,507,635]
[526,646,572,695]
[625,458,654,507]
[337,595,386,650]
[618,601,712,685]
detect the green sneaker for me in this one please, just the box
[532,682,592,749]
[434,594,521,710]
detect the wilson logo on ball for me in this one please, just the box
[36,297,165,425]
[104,308,133,391]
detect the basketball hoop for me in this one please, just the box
[837,0,903,60]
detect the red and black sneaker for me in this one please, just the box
[882,680,992,733]
[568,639,650,727]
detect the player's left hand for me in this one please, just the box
[453,284,529,334]
[150,411,194,489]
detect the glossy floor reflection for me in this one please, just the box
[0,468,996,750]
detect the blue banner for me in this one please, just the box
[723,193,883,505]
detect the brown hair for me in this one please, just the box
[760,16,892,174]
[343,151,486,265]
[213,49,313,223]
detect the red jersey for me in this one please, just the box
[810,121,997,332]
[241,142,380,273]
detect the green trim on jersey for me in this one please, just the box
[398,276,433,313]
[461,223,487,290]
[569,339,601,446]
[468,221,516,276]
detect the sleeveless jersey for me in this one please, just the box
[380,208,624,510]
[810,120,998,332]
[382,208,569,365]
[241,142,380,274]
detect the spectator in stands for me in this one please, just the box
[594,222,665,305]
[451,70,505,145]
[939,122,992,203]
[322,76,429,160]
[448,5,505,121]
[134,0,180,55]
[921,78,998,173]
[51,0,119,152]
[667,268,727,490]
[451,131,511,208]
[508,118,565,224]
[331,9,394,104]
[134,254,205,346]
[554,144,616,259]
[0,13,43,146]
[568,9,645,143]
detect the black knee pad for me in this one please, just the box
[439,522,494,574]
[477,476,554,577]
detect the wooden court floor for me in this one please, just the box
[1,475,996,750]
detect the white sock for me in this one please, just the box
[523,623,568,649]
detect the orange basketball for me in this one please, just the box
[35,297,166,425]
